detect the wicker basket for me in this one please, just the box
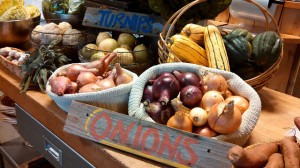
[0,48,26,79]
[158,0,283,90]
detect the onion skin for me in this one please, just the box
[189,107,208,126]
[180,85,203,108]
[142,84,155,106]
[65,82,78,94]
[152,75,180,106]
[96,69,116,90]
[173,70,201,89]
[145,101,175,125]
[85,52,117,76]
[66,64,98,82]
[114,63,132,85]
[201,90,224,112]
[167,111,193,132]
[49,76,72,96]
[193,125,217,138]
[202,72,228,95]
[208,100,242,134]
[76,72,98,88]
[225,96,249,114]
[78,83,102,93]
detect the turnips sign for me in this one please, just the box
[64,101,234,168]
[83,7,166,37]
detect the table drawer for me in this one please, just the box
[15,104,95,168]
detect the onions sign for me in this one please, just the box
[64,101,233,168]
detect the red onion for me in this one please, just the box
[180,85,203,108]
[158,72,175,78]
[145,101,175,125]
[173,70,201,88]
[152,75,180,106]
[148,72,175,84]
[142,84,155,106]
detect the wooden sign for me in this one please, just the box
[63,101,234,168]
[82,7,167,37]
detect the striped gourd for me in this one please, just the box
[181,23,205,45]
[168,34,208,66]
[204,25,230,71]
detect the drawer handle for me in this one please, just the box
[44,136,62,166]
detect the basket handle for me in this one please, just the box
[161,0,281,42]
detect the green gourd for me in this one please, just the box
[252,31,282,70]
[230,29,254,43]
[223,34,251,65]
[231,63,260,80]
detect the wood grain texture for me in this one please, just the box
[64,101,234,168]
[1,63,300,167]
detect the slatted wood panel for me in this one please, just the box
[64,101,234,168]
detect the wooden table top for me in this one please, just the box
[1,64,300,167]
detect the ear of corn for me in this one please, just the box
[168,34,208,66]
[204,25,230,71]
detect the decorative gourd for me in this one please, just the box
[230,29,254,43]
[223,34,251,65]
[168,34,208,66]
[231,63,261,80]
[181,23,205,45]
[204,25,230,71]
[252,31,282,70]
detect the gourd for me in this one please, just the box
[252,31,282,70]
[204,25,230,71]
[230,29,254,43]
[231,63,260,80]
[181,23,205,45]
[223,34,251,65]
[168,34,208,66]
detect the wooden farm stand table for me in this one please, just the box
[0,63,300,167]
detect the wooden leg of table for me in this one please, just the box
[0,154,4,168]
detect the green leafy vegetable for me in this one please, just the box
[20,39,70,93]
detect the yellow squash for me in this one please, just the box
[181,23,205,45]
[204,25,230,71]
[168,34,208,66]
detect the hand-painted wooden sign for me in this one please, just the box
[64,101,234,168]
[82,7,166,37]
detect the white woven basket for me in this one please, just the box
[46,63,138,114]
[128,63,261,146]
